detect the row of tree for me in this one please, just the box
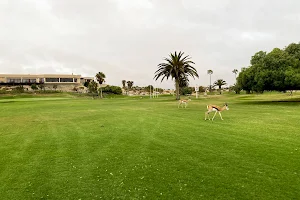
[153,42,300,99]
[121,80,165,94]
[122,80,134,90]
[122,80,133,95]
[237,42,300,94]
[87,43,300,99]
[86,75,165,97]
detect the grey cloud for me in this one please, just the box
[1,0,300,88]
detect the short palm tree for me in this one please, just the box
[88,80,98,98]
[127,81,134,90]
[207,69,213,92]
[95,72,106,98]
[214,79,227,94]
[154,51,198,100]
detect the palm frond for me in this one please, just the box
[154,51,198,85]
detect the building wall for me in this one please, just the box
[0,74,81,84]
[0,74,88,92]
[43,83,81,92]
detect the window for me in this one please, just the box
[45,78,59,82]
[22,79,36,83]
[22,79,30,83]
[60,78,73,82]
[8,78,21,83]
[74,78,77,83]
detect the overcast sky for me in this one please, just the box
[1,0,300,88]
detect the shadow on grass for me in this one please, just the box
[236,98,300,105]
[0,101,14,104]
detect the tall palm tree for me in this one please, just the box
[232,69,238,80]
[95,72,106,98]
[154,51,198,100]
[122,80,127,95]
[207,69,213,92]
[214,79,227,94]
[122,80,126,88]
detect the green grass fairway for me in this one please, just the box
[0,93,299,199]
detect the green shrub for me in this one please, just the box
[13,85,25,93]
[230,83,242,94]
[0,88,7,94]
[31,84,38,90]
[181,87,193,95]
[101,85,122,95]
[84,82,89,88]
[198,86,206,93]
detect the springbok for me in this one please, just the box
[205,103,229,120]
[178,98,191,108]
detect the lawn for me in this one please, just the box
[0,93,299,199]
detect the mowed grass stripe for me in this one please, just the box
[0,94,299,199]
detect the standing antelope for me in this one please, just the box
[178,98,191,108]
[205,103,229,120]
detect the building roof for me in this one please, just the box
[0,74,81,78]
[81,77,94,79]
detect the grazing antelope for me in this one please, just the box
[205,103,229,120]
[178,98,191,108]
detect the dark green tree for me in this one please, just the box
[285,42,300,61]
[250,51,267,65]
[237,44,300,93]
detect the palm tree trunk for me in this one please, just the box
[98,84,102,98]
[219,86,221,94]
[209,74,212,92]
[175,80,180,100]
